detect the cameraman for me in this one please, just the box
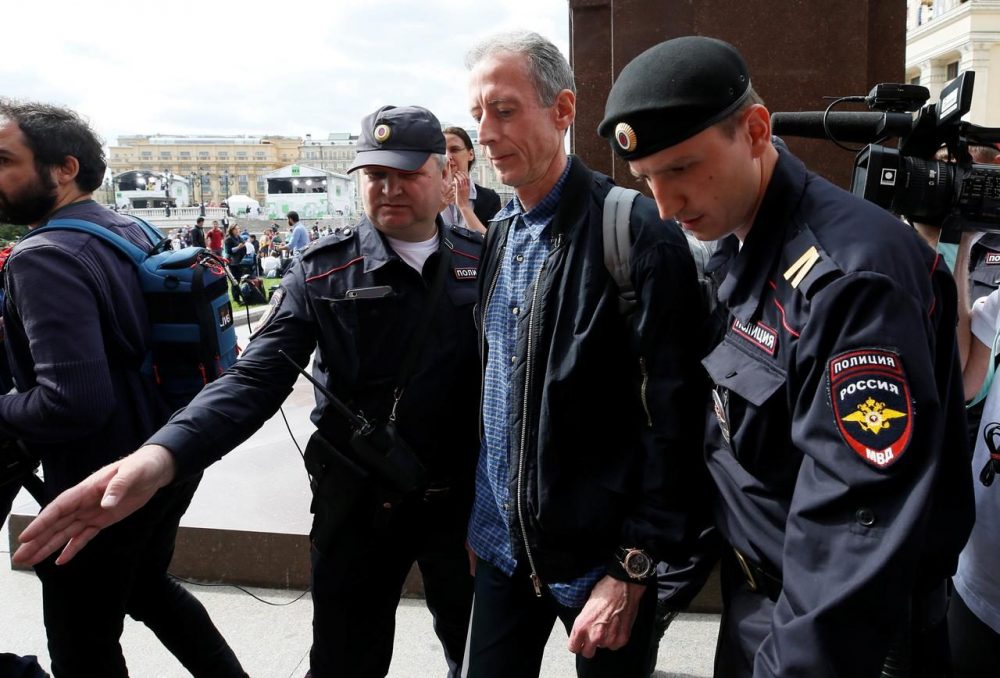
[0,101,245,676]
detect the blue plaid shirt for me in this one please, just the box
[469,159,603,608]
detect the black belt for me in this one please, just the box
[733,548,783,602]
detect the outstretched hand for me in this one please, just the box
[568,575,647,659]
[12,444,177,566]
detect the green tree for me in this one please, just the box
[0,223,28,242]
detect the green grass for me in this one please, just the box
[229,276,283,309]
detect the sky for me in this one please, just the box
[1,0,570,146]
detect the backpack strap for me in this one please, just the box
[603,186,640,315]
[602,186,718,316]
[28,218,151,265]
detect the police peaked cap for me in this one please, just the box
[348,105,446,173]
[598,36,752,161]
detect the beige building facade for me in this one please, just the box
[109,126,514,212]
[907,0,1000,126]
[108,135,301,205]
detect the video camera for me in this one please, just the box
[771,72,1000,233]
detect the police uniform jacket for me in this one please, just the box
[150,217,482,508]
[476,156,714,584]
[704,148,974,675]
[1,200,170,497]
[969,231,1000,303]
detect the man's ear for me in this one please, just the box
[745,104,772,157]
[552,89,576,132]
[51,155,80,189]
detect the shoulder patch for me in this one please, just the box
[827,348,913,469]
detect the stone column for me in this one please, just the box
[569,0,907,189]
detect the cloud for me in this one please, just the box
[2,0,570,144]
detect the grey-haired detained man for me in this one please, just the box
[599,36,973,677]
[461,31,715,677]
[14,105,482,678]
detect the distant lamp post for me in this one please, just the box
[188,172,197,209]
[163,169,172,216]
[200,172,208,216]
[222,170,230,215]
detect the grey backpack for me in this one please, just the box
[602,186,717,315]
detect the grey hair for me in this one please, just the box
[465,30,576,106]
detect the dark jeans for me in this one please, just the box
[464,559,657,678]
[308,492,474,678]
[34,474,245,678]
[949,587,1000,678]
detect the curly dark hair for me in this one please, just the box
[0,99,106,192]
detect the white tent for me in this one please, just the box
[225,194,261,214]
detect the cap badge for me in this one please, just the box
[373,124,392,144]
[615,122,638,153]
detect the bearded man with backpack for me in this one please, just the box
[0,99,245,677]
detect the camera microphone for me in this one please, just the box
[771,111,914,143]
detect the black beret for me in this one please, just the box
[598,36,751,161]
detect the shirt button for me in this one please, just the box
[512,307,520,315]
[515,254,524,263]
[855,508,876,527]
[511,355,517,364]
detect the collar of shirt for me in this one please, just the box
[718,148,806,323]
[493,157,574,238]
[468,181,478,200]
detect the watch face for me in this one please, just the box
[625,550,653,578]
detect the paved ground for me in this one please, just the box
[1,308,721,677]
[0,548,720,677]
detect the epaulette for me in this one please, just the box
[780,226,843,299]
[447,224,485,245]
[301,226,357,260]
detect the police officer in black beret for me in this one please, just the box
[599,36,974,676]
[15,105,482,678]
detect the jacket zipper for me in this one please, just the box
[517,233,562,597]
[639,356,653,427]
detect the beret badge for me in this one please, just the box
[615,123,638,153]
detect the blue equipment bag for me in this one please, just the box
[25,216,238,410]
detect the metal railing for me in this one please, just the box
[122,207,229,220]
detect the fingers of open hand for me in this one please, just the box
[56,526,102,565]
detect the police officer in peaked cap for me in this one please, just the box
[16,105,483,678]
[599,36,973,676]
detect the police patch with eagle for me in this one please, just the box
[828,348,913,469]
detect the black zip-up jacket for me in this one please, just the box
[475,156,716,584]
[2,201,169,497]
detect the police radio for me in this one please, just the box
[771,72,1000,234]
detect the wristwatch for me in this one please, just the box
[616,546,655,580]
